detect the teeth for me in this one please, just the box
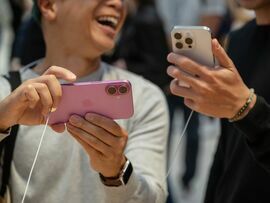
[97,16,119,27]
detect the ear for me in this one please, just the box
[38,0,57,21]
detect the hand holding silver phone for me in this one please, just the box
[171,26,215,87]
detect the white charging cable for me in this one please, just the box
[21,114,50,203]
[165,110,194,181]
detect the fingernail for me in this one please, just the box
[85,113,94,121]
[69,73,77,81]
[167,53,175,62]
[214,39,220,49]
[51,107,57,112]
[70,115,81,125]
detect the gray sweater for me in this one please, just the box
[0,62,169,203]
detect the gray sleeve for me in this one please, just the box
[102,84,169,203]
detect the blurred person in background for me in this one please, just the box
[156,0,227,199]
[0,0,11,44]
[156,0,226,40]
[167,0,270,202]
[0,0,33,72]
[0,0,13,74]
[10,16,45,70]
[227,0,256,30]
[7,0,33,69]
[8,0,31,35]
[0,0,10,45]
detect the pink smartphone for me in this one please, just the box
[48,80,134,125]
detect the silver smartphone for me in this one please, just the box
[171,26,215,87]
[171,26,215,67]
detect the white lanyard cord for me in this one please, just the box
[165,110,194,181]
[21,115,50,203]
[19,109,192,201]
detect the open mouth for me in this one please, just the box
[97,16,119,30]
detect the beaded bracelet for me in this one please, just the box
[228,88,255,122]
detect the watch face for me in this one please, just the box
[99,159,133,187]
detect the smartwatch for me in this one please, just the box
[99,159,133,187]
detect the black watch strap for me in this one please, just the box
[99,159,133,187]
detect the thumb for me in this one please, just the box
[212,39,234,69]
[50,123,66,133]
[43,66,77,82]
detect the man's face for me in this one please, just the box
[50,0,126,57]
[237,0,270,10]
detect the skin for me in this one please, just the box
[238,0,270,24]
[167,39,255,119]
[0,0,128,178]
[167,0,270,120]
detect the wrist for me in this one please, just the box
[237,94,257,120]
[0,123,11,133]
[0,100,16,131]
[99,157,133,187]
[0,114,12,132]
[102,156,127,178]
[229,88,256,122]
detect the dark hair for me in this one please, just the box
[32,0,41,23]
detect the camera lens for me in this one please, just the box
[185,37,193,45]
[107,86,117,95]
[174,33,182,40]
[176,42,183,49]
[118,85,128,94]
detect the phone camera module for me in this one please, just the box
[118,85,128,94]
[176,42,183,49]
[185,37,193,45]
[106,86,117,95]
[174,32,182,40]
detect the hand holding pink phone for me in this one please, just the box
[48,80,134,125]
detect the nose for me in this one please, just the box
[106,0,124,11]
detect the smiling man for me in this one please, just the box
[0,0,169,202]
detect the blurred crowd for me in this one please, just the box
[0,0,260,203]
[0,0,255,73]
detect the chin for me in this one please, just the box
[98,41,115,53]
